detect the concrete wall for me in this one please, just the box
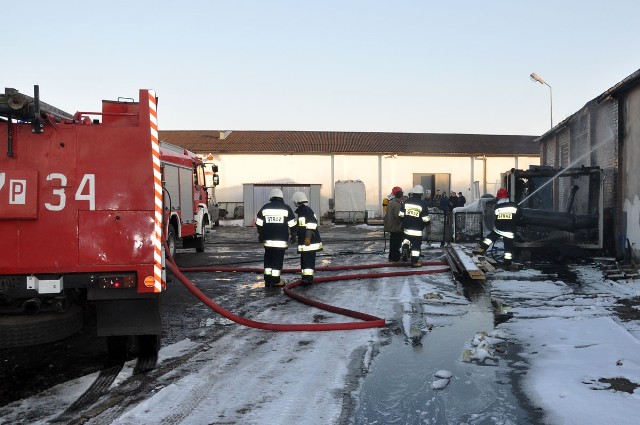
[621,85,640,261]
[203,153,539,221]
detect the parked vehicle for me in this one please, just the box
[0,86,212,369]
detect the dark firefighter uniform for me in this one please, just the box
[398,190,431,267]
[480,196,519,265]
[294,203,323,285]
[256,198,297,287]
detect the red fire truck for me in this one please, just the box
[0,86,213,370]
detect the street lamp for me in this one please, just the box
[530,72,553,129]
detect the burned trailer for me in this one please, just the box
[501,166,604,256]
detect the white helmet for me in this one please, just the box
[410,184,424,195]
[291,191,308,204]
[269,188,284,199]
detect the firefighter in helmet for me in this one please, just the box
[256,188,297,288]
[398,184,431,267]
[291,191,323,285]
[474,187,520,266]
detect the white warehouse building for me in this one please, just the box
[159,130,540,224]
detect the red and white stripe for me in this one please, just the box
[148,90,164,292]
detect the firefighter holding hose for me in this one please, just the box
[291,192,323,285]
[398,185,431,267]
[256,189,297,288]
[473,187,520,267]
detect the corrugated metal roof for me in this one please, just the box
[158,130,539,156]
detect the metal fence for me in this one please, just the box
[427,211,483,244]
[453,211,484,243]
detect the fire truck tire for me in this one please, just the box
[0,305,83,348]
[106,335,131,364]
[196,229,207,252]
[134,334,160,373]
[167,226,177,258]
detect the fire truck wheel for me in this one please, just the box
[0,305,83,348]
[167,226,177,258]
[106,335,131,364]
[196,229,207,252]
[134,334,159,373]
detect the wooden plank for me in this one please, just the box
[450,244,485,280]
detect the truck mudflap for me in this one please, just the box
[97,297,161,372]
[96,299,161,336]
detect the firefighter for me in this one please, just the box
[256,188,297,288]
[398,184,431,267]
[291,191,323,285]
[383,186,404,262]
[473,187,519,266]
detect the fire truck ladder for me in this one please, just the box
[1,85,73,157]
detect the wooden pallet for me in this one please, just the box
[594,257,640,281]
[445,244,486,280]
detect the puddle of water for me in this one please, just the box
[352,290,539,425]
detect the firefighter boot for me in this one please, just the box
[401,240,411,262]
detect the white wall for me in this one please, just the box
[203,153,539,220]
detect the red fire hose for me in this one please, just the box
[166,252,450,332]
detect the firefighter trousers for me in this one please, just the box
[388,232,403,261]
[482,232,515,265]
[263,247,286,286]
[402,234,422,265]
[300,250,317,284]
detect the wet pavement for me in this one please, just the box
[1,223,637,424]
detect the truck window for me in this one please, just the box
[196,164,206,187]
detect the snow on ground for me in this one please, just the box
[2,245,640,424]
[491,265,640,425]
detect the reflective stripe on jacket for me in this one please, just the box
[399,197,430,236]
[493,200,518,239]
[294,204,323,253]
[256,199,296,247]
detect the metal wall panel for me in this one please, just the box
[243,184,322,226]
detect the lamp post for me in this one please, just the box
[530,72,553,129]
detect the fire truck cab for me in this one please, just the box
[160,141,212,257]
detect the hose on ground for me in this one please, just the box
[165,247,450,332]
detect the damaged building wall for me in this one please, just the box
[537,68,640,260]
[621,85,640,261]
[538,96,618,253]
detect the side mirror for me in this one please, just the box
[212,165,219,173]
[213,174,219,186]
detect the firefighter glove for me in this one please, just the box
[289,234,297,244]
[304,237,311,246]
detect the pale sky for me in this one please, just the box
[6,0,639,135]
